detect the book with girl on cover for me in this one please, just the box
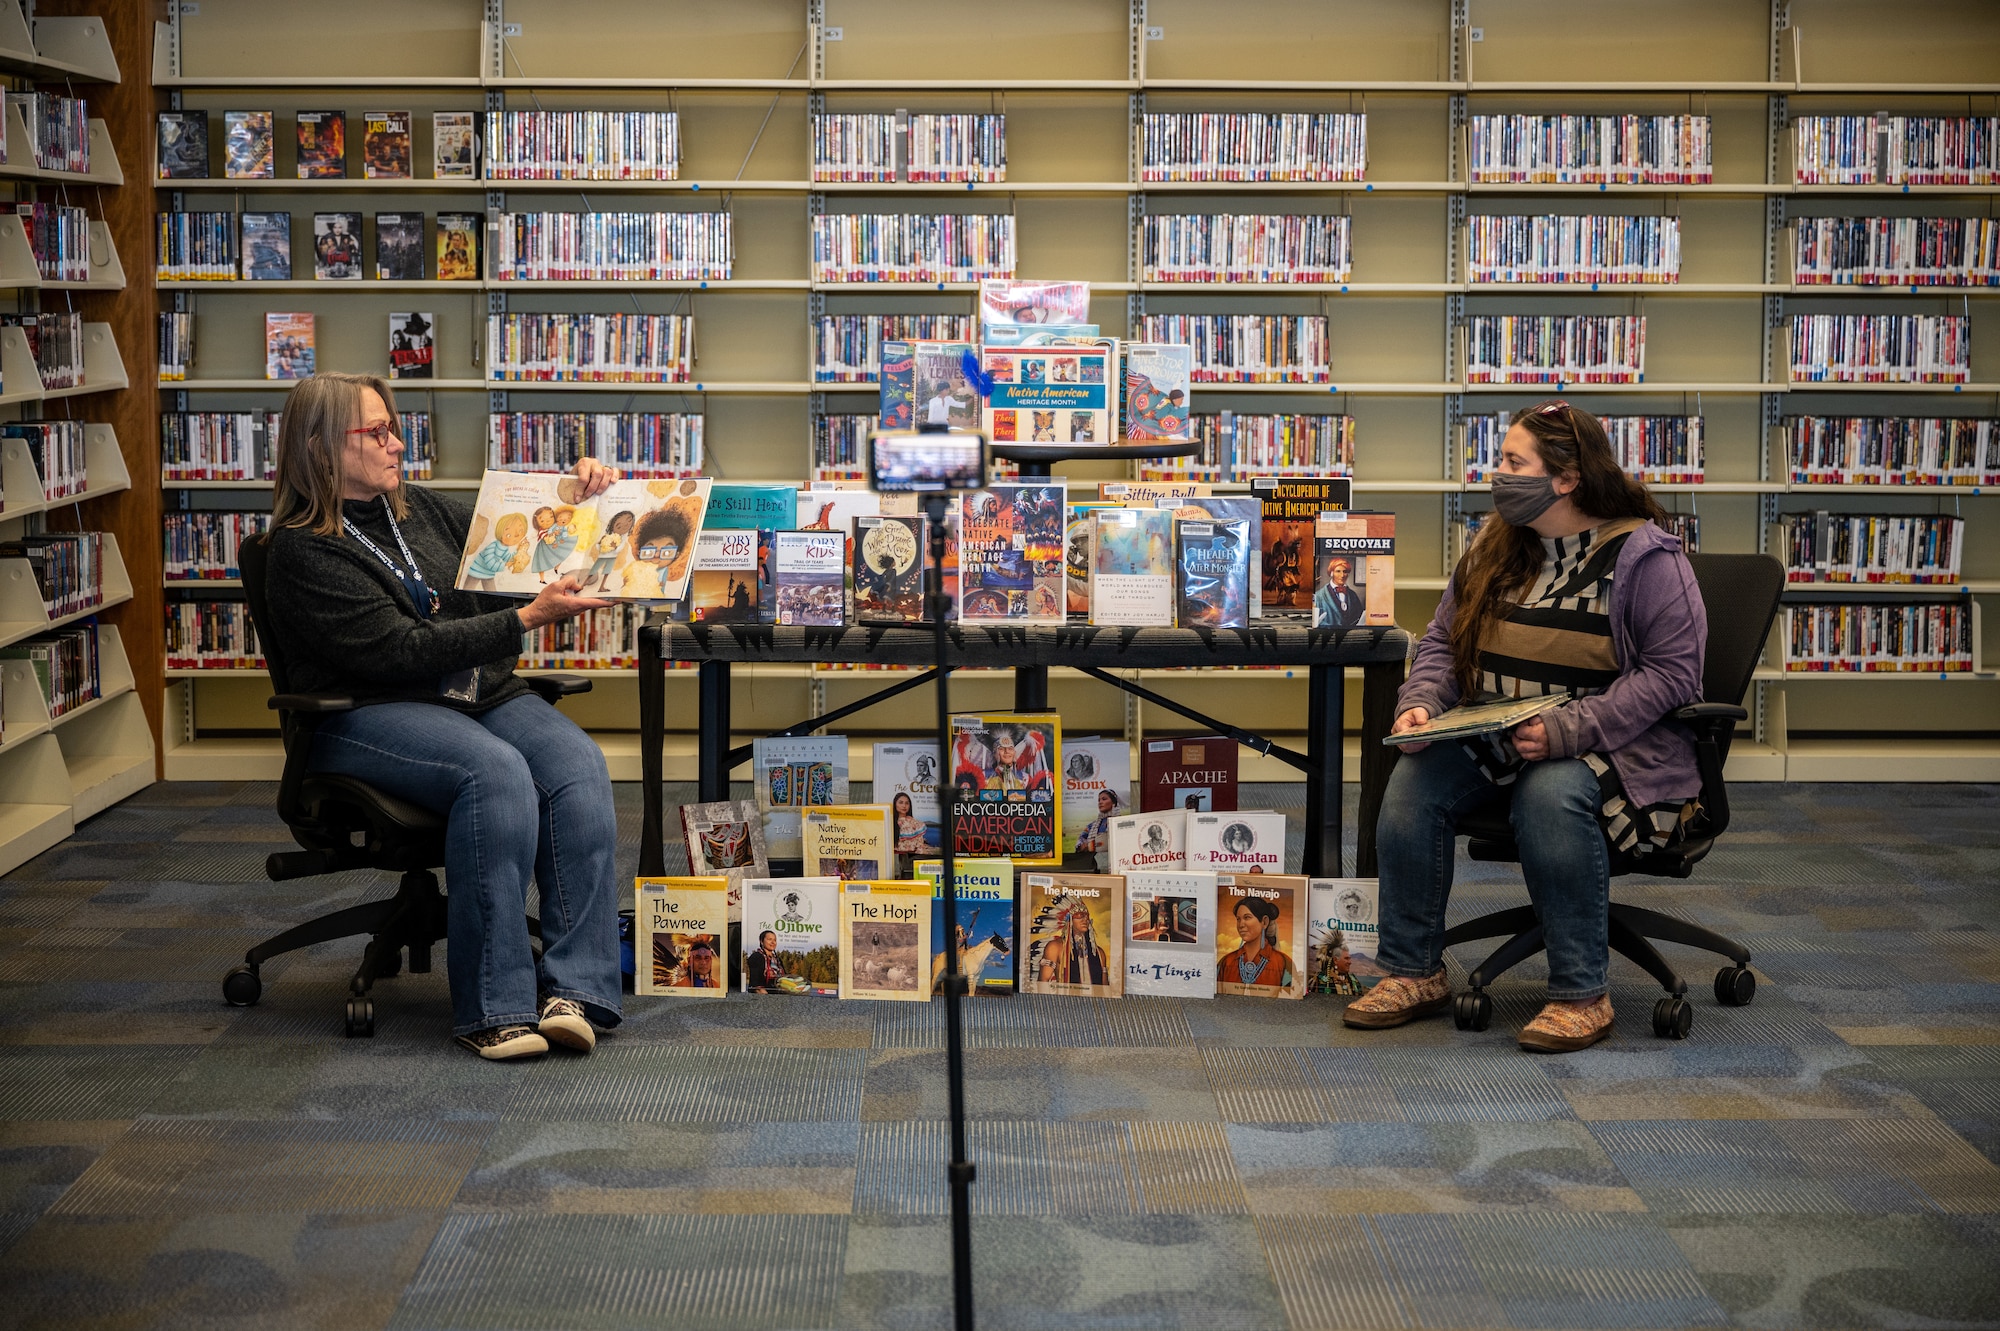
[1215,874,1309,999]
[452,471,712,601]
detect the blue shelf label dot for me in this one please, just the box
[1365,184,1373,191]
[691,183,700,190]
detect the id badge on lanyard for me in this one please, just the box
[346,501,480,703]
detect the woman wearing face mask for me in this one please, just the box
[1344,400,1705,1052]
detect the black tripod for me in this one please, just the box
[921,488,977,1331]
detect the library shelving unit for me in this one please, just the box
[146,0,2000,786]
[0,4,149,876]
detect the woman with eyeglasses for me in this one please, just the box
[1344,399,1705,1052]
[259,373,623,1061]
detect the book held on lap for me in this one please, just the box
[1021,873,1124,997]
[1215,873,1309,999]
[452,471,712,601]
[1383,693,1571,746]
[742,878,841,995]
[635,876,730,997]
[1125,869,1217,998]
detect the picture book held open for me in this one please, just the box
[453,471,712,601]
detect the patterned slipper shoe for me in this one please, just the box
[1518,996,1614,1053]
[1342,969,1451,1029]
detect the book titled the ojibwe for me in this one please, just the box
[1021,873,1124,998]
[742,877,840,996]
[453,471,711,601]
[1215,873,1309,1000]
[840,880,933,1001]
[635,876,731,997]
[1125,869,1217,998]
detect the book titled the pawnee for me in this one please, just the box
[1383,693,1571,746]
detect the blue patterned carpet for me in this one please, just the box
[1,780,1996,1331]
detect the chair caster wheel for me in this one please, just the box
[1453,991,1493,1032]
[1653,996,1693,1040]
[1714,966,1756,1007]
[344,997,375,1038]
[222,964,262,1007]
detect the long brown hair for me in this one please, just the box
[270,373,405,535]
[1447,400,1666,695]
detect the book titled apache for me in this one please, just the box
[840,881,933,1001]
[363,110,413,179]
[387,311,434,380]
[853,515,925,622]
[222,110,274,179]
[1141,735,1238,813]
[804,805,896,881]
[1312,511,1396,629]
[957,484,1065,624]
[635,876,731,997]
[295,109,346,179]
[948,711,1061,865]
[916,857,1017,995]
[1125,869,1217,998]
[1021,872,1124,998]
[742,877,841,996]
[1253,476,1353,611]
[1215,873,1310,1000]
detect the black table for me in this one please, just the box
[636,619,1412,880]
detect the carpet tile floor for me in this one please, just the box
[0,779,1995,1330]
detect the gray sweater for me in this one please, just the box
[263,487,531,713]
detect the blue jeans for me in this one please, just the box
[1374,741,1611,1000]
[309,694,625,1036]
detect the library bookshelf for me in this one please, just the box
[0,1,153,876]
[137,0,2000,799]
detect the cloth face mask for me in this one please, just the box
[1490,471,1563,526]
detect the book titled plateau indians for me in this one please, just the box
[948,711,1061,865]
[753,734,850,862]
[840,880,933,1001]
[223,110,274,179]
[1307,877,1385,996]
[387,312,434,380]
[1253,476,1353,612]
[1021,873,1124,998]
[1061,737,1130,872]
[742,877,840,996]
[635,876,730,997]
[452,471,713,601]
[363,110,413,179]
[1311,511,1397,629]
[1215,873,1310,1000]
[1141,735,1238,813]
[1125,869,1217,997]
[804,805,897,881]
[296,110,346,179]
[434,110,478,179]
[916,857,1018,994]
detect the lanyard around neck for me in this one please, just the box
[343,496,439,616]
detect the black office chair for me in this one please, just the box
[1440,552,1786,1041]
[220,533,590,1036]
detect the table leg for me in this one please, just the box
[1014,665,1048,712]
[637,625,666,878]
[1356,658,1406,878]
[698,661,732,802]
[1304,662,1344,878]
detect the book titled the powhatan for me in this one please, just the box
[1186,810,1287,875]
[453,471,712,601]
[840,880,933,1001]
[1021,873,1124,998]
[742,877,840,996]
[1215,873,1309,1000]
[1125,869,1217,998]
[916,857,1017,994]
[1307,877,1386,996]
[804,805,896,880]
[635,876,731,997]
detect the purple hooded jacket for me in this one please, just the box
[1397,521,1708,809]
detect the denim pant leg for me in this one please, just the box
[1508,758,1611,1001]
[1374,741,1505,978]
[308,701,542,1036]
[476,693,624,1028]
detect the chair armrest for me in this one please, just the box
[1671,702,1748,730]
[525,673,594,702]
[268,692,356,713]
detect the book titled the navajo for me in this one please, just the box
[753,734,849,861]
[984,344,1113,445]
[1124,343,1193,439]
[1141,735,1238,812]
[295,110,346,179]
[635,876,731,997]
[916,857,1017,994]
[1108,808,1185,874]
[1253,476,1353,611]
[1312,511,1396,628]
[742,877,841,995]
[363,110,413,179]
[686,528,771,623]
[853,515,925,622]
[1061,737,1130,872]
[1125,869,1218,998]
[875,740,944,860]
[263,312,315,380]
[239,212,291,281]
[222,110,274,179]
[1187,810,1287,874]
[387,312,434,380]
[1307,877,1385,995]
[840,881,933,1001]
[1020,873,1124,998]
[948,711,1061,864]
[311,212,364,280]
[433,111,478,179]
[1174,517,1252,628]
[376,213,424,280]
[1089,508,1175,627]
[1215,873,1310,999]
[804,805,896,881]
[956,484,1065,624]
[436,213,480,280]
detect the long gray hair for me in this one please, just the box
[271,373,405,535]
